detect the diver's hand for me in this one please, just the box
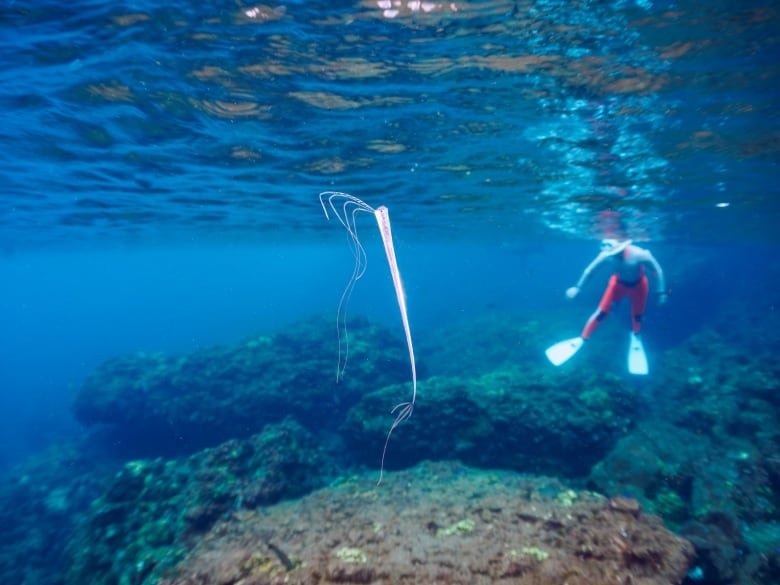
[658,292,668,305]
[566,286,580,300]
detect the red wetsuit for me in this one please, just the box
[582,267,648,339]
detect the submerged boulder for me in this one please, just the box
[73,316,409,456]
[342,366,640,476]
[0,442,117,585]
[161,461,694,585]
[591,327,780,585]
[66,419,335,585]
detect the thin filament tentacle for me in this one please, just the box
[378,401,414,485]
[320,192,374,381]
[335,208,366,381]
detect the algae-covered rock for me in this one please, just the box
[419,312,549,377]
[655,488,687,524]
[589,418,780,584]
[160,461,694,585]
[73,315,409,457]
[334,546,368,563]
[436,518,476,537]
[342,366,639,476]
[66,419,336,585]
[589,422,711,521]
[0,441,117,585]
[650,329,780,436]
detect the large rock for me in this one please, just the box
[73,316,409,456]
[590,411,780,583]
[0,441,117,585]
[66,419,336,585]
[161,461,694,585]
[649,329,780,435]
[342,366,640,476]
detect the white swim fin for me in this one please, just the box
[628,332,648,375]
[545,337,584,366]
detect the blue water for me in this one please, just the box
[0,1,779,575]
[2,0,777,247]
[1,0,777,454]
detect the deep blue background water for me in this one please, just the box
[0,0,778,471]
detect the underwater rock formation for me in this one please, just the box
[7,303,780,585]
[343,366,639,476]
[651,328,780,435]
[73,316,408,457]
[419,311,550,377]
[591,328,780,585]
[66,419,335,585]
[589,421,713,527]
[0,441,117,585]
[419,309,631,378]
[160,461,694,585]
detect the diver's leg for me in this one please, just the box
[581,275,618,339]
[629,276,649,334]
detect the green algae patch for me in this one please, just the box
[334,546,367,563]
[437,518,475,537]
[244,552,287,577]
[126,460,150,476]
[557,489,578,507]
[578,387,610,409]
[654,487,687,524]
[511,546,549,561]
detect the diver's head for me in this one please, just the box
[600,238,632,256]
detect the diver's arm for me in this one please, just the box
[576,252,609,288]
[567,253,608,299]
[644,251,668,303]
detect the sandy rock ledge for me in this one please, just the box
[162,461,693,585]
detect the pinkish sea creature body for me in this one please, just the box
[320,191,416,483]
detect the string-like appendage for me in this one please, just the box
[377,401,413,485]
[319,191,375,382]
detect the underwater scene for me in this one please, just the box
[1,0,778,584]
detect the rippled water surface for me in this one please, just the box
[1,0,778,245]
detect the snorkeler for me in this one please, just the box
[545,239,668,375]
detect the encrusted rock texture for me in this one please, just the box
[0,441,118,585]
[161,461,694,585]
[65,419,334,585]
[343,366,639,477]
[72,316,409,457]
